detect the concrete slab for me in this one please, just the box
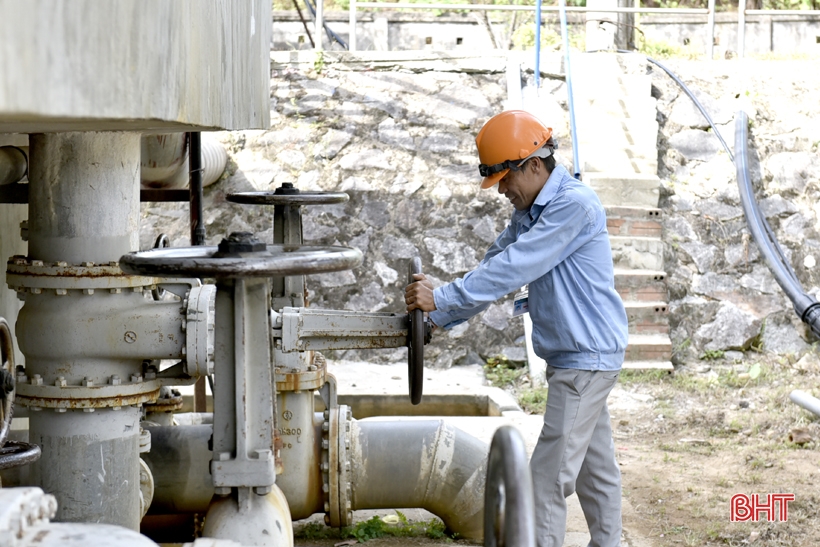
[0,1,271,132]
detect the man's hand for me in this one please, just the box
[405,273,436,313]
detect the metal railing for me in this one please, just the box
[342,0,820,58]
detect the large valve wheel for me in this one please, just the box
[0,318,15,448]
[120,233,362,279]
[407,257,430,405]
[226,187,349,206]
[484,426,536,547]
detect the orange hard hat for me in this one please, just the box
[475,110,553,189]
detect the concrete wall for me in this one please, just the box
[0,0,271,132]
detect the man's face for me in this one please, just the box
[496,159,546,211]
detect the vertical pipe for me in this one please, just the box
[558,0,581,180]
[349,0,357,52]
[315,0,325,51]
[738,0,746,59]
[25,132,143,529]
[535,0,542,93]
[189,131,207,412]
[189,132,205,247]
[707,0,716,60]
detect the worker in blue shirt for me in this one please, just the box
[405,109,628,547]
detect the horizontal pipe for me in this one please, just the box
[746,9,820,14]
[790,390,820,417]
[349,419,488,541]
[0,146,27,186]
[355,2,709,14]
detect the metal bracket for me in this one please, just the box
[274,307,408,353]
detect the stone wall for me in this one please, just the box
[140,54,534,367]
[140,54,820,368]
[650,59,820,364]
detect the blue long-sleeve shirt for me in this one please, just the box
[429,165,628,371]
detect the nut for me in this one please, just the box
[54,377,66,387]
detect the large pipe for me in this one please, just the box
[349,419,487,540]
[0,145,27,186]
[23,132,143,529]
[141,418,488,540]
[140,133,227,190]
[790,390,820,418]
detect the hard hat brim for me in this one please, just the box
[480,168,508,189]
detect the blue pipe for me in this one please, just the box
[558,0,581,180]
[535,0,542,92]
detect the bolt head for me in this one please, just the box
[214,487,231,496]
[110,375,121,386]
[216,232,266,255]
[324,514,331,525]
[54,377,66,387]
[324,502,330,512]
[254,485,272,496]
[82,378,93,387]
[31,374,42,386]
[322,483,330,493]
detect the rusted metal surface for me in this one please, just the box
[119,244,363,279]
[6,257,157,291]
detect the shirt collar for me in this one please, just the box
[512,164,571,224]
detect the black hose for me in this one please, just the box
[189,132,206,247]
[734,111,820,336]
[598,50,814,335]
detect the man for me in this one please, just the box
[405,109,628,547]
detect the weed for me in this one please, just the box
[484,356,525,388]
[518,387,548,415]
[313,50,325,74]
[699,349,725,361]
[296,512,453,543]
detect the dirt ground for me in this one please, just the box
[614,354,820,547]
[292,352,820,547]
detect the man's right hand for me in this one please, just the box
[405,273,436,313]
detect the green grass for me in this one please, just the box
[518,387,548,415]
[484,356,526,389]
[296,512,452,542]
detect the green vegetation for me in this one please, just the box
[484,355,526,388]
[518,387,548,414]
[295,512,452,542]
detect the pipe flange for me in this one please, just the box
[274,352,327,392]
[13,375,162,410]
[139,458,155,520]
[139,428,152,453]
[326,404,353,528]
[184,284,216,376]
[6,256,157,292]
[144,391,184,413]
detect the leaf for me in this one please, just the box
[748,363,761,380]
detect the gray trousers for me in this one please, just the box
[529,366,622,547]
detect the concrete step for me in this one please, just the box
[621,360,674,371]
[610,236,665,271]
[576,119,659,147]
[614,268,667,302]
[606,207,662,238]
[583,156,658,177]
[575,96,658,120]
[625,333,673,363]
[624,301,669,335]
[586,173,661,208]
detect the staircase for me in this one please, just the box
[520,51,673,377]
[573,52,672,371]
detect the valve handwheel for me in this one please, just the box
[0,317,15,448]
[407,257,427,405]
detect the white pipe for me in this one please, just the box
[315,0,325,51]
[349,0,357,51]
[790,390,820,417]
[738,3,746,59]
[349,419,487,540]
[140,418,489,540]
[140,133,227,190]
[707,0,715,60]
[0,146,27,186]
